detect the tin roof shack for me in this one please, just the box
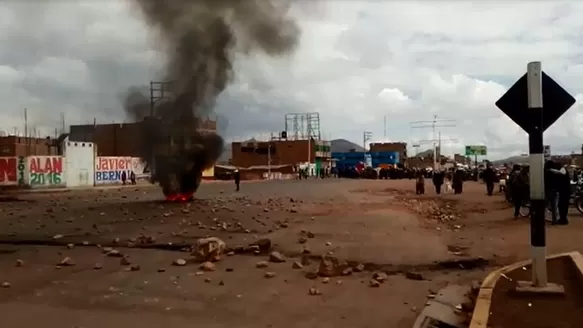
[369,142,407,164]
[0,136,59,157]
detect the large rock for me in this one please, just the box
[317,255,349,277]
[192,237,226,262]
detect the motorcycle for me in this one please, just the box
[571,179,583,215]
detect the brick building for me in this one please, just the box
[69,119,217,157]
[231,139,331,168]
[0,136,59,157]
[369,142,407,164]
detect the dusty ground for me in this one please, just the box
[0,178,582,328]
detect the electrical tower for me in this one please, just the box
[284,112,321,140]
[410,115,456,169]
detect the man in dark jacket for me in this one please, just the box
[432,170,444,194]
[233,169,240,191]
[549,162,570,225]
[483,164,496,196]
[544,160,559,224]
[509,165,528,218]
[452,169,464,194]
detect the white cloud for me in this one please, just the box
[1,0,583,159]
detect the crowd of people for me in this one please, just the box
[506,161,580,225]
[414,164,498,196]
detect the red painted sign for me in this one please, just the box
[29,157,63,174]
[96,157,131,171]
[0,157,16,184]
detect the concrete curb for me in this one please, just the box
[469,251,583,328]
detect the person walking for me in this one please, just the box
[121,171,127,185]
[483,164,496,196]
[233,169,240,192]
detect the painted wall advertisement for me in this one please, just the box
[95,157,133,184]
[28,156,65,187]
[0,156,26,186]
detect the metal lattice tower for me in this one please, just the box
[150,81,174,117]
[284,112,321,140]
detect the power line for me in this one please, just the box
[410,115,457,169]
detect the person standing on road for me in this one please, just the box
[452,168,464,194]
[432,170,444,195]
[233,169,240,192]
[415,170,425,195]
[483,164,496,196]
[121,171,127,185]
[130,171,136,185]
[544,160,559,224]
[550,163,570,225]
[509,165,528,219]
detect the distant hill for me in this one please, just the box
[331,139,365,153]
[491,155,528,165]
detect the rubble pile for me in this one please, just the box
[399,197,460,222]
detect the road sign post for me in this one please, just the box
[526,62,547,287]
[495,61,575,294]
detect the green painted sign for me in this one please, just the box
[465,145,487,156]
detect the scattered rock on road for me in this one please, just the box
[369,280,381,288]
[94,263,103,270]
[15,259,23,267]
[264,272,276,278]
[59,257,75,266]
[292,261,303,269]
[106,249,123,257]
[248,238,271,253]
[373,272,388,283]
[308,287,321,295]
[193,237,226,262]
[200,261,216,272]
[405,271,425,281]
[269,251,286,263]
[2,282,10,288]
[172,259,187,266]
[256,261,268,268]
[318,255,348,277]
[120,257,131,266]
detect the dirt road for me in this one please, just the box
[1,178,581,327]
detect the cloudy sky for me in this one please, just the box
[1,1,583,159]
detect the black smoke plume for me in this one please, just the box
[123,0,300,198]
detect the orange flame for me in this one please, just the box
[165,193,194,202]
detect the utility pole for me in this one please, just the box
[383,116,387,139]
[410,115,456,170]
[267,134,272,178]
[24,108,28,156]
